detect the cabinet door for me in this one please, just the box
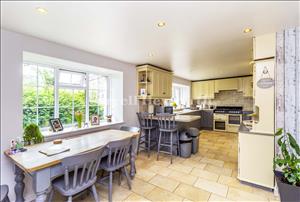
[215,78,238,92]
[243,76,253,97]
[192,82,205,99]
[207,81,215,99]
[253,33,275,60]
[151,70,160,98]
[166,74,172,98]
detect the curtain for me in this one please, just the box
[275,27,300,151]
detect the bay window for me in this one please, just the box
[23,62,110,129]
[172,83,191,108]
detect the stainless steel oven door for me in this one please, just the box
[228,115,241,125]
[214,120,226,130]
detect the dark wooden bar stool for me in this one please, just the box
[156,113,180,164]
[136,112,157,157]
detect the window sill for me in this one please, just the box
[42,121,124,142]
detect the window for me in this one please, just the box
[23,63,54,128]
[172,83,190,108]
[22,62,110,129]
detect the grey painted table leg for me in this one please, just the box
[14,165,25,202]
[130,137,137,179]
[33,168,51,202]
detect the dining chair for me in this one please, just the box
[136,112,157,157]
[120,125,140,174]
[156,113,180,164]
[98,137,132,202]
[48,148,104,202]
[0,185,10,202]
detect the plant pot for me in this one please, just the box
[274,171,300,202]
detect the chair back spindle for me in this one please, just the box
[157,113,176,130]
[61,148,103,191]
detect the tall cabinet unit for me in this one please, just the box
[137,64,173,99]
[238,33,275,189]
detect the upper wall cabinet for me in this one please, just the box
[136,64,172,99]
[192,80,215,99]
[214,78,238,93]
[238,76,253,97]
[253,33,276,60]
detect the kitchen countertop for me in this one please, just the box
[174,109,213,115]
[153,114,201,122]
[239,122,274,136]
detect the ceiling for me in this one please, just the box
[1,1,299,80]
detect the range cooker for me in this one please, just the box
[213,106,243,132]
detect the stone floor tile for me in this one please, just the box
[218,175,253,192]
[208,194,235,201]
[145,187,183,202]
[167,170,198,185]
[135,168,156,181]
[149,174,180,192]
[190,168,219,182]
[200,157,224,167]
[125,177,155,196]
[194,178,229,197]
[174,183,211,202]
[168,163,193,174]
[148,164,173,176]
[227,187,269,201]
[204,164,232,176]
[123,192,152,202]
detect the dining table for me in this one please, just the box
[4,129,139,202]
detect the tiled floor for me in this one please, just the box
[53,130,279,202]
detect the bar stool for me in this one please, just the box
[136,112,157,157]
[156,113,180,164]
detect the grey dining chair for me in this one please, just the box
[98,137,132,202]
[0,185,10,202]
[48,148,104,202]
[156,113,180,164]
[120,125,140,175]
[136,112,157,157]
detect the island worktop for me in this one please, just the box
[152,114,201,123]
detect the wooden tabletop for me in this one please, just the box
[4,129,138,173]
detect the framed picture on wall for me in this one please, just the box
[91,115,100,125]
[49,118,64,132]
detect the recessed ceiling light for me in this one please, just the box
[243,28,252,33]
[148,52,154,57]
[157,21,166,28]
[36,7,48,14]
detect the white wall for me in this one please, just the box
[173,75,191,87]
[0,29,138,200]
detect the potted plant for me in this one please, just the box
[23,123,44,145]
[274,128,300,202]
[75,111,83,128]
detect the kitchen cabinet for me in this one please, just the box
[238,76,253,97]
[214,78,238,92]
[192,80,214,99]
[238,132,274,188]
[137,64,172,99]
[253,33,276,60]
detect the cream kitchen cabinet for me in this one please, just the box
[136,64,172,99]
[238,76,253,97]
[192,80,214,99]
[253,33,276,60]
[214,78,238,92]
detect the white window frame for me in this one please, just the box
[23,61,111,129]
[172,83,191,108]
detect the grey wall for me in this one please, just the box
[0,29,137,200]
[194,90,254,111]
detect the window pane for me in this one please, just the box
[38,107,54,127]
[23,86,37,107]
[23,63,37,86]
[59,107,72,125]
[59,89,73,108]
[59,70,86,87]
[89,105,104,119]
[23,107,37,128]
[38,86,54,107]
[38,66,54,86]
